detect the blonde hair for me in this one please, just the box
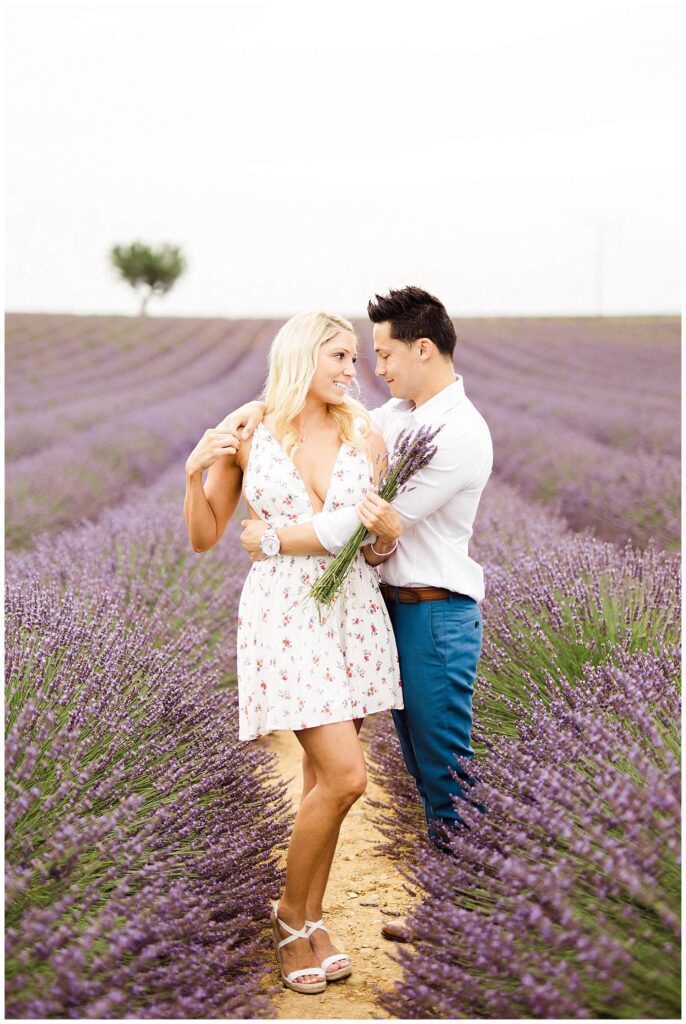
[262,311,372,458]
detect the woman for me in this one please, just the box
[184,312,403,994]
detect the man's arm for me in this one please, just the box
[218,401,267,441]
[311,430,492,551]
[277,522,327,556]
[360,429,401,565]
[277,418,398,557]
[391,432,491,527]
[311,506,362,554]
[223,399,386,443]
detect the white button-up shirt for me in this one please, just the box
[312,376,493,602]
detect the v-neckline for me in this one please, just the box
[257,422,347,515]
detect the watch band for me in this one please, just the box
[260,525,281,556]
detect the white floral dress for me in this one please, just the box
[236,423,403,741]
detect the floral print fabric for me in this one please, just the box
[237,423,403,741]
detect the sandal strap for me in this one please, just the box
[273,902,310,948]
[305,918,328,936]
[321,953,350,971]
[286,967,325,983]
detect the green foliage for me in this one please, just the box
[109,241,186,315]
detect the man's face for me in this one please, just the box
[372,321,417,400]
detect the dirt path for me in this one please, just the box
[262,727,415,1020]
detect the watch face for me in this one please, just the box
[262,531,280,556]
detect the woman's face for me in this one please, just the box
[308,330,358,405]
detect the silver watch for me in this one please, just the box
[260,525,281,557]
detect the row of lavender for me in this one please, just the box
[6,315,274,547]
[7,314,680,553]
[355,315,680,550]
[6,314,680,1018]
[368,478,680,1018]
[358,315,679,554]
[5,466,297,1018]
[10,481,678,1019]
[6,314,298,1018]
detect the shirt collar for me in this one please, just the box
[393,376,466,424]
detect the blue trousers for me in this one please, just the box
[384,592,483,843]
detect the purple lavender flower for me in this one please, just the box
[369,528,681,1020]
[6,312,681,1018]
[6,567,290,1018]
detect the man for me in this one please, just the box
[223,286,492,937]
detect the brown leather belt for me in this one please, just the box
[380,584,467,604]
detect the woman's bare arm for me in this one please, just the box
[185,457,244,552]
[184,423,245,552]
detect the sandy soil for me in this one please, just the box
[261,726,415,1020]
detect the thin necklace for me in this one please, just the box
[297,416,328,443]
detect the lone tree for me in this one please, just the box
[109,241,186,315]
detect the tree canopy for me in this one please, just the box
[109,241,186,315]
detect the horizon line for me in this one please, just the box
[5,307,681,321]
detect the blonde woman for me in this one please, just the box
[184,312,403,994]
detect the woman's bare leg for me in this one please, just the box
[275,719,366,985]
[300,718,363,973]
[302,789,340,920]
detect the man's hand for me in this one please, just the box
[357,492,402,544]
[218,401,267,441]
[240,518,269,561]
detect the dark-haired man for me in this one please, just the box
[221,287,492,927]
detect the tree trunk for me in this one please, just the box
[140,289,152,316]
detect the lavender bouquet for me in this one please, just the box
[309,423,443,606]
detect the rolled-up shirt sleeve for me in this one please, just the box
[311,403,391,553]
[311,506,362,554]
[313,403,393,557]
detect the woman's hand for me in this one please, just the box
[186,421,243,475]
[240,519,269,561]
[357,491,402,544]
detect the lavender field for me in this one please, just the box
[5,312,681,1019]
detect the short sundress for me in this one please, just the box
[236,423,403,741]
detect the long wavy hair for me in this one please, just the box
[262,311,372,459]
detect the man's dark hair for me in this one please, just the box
[367,285,456,358]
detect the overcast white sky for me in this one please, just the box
[5,0,681,317]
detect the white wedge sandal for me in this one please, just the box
[305,917,353,981]
[270,902,327,995]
